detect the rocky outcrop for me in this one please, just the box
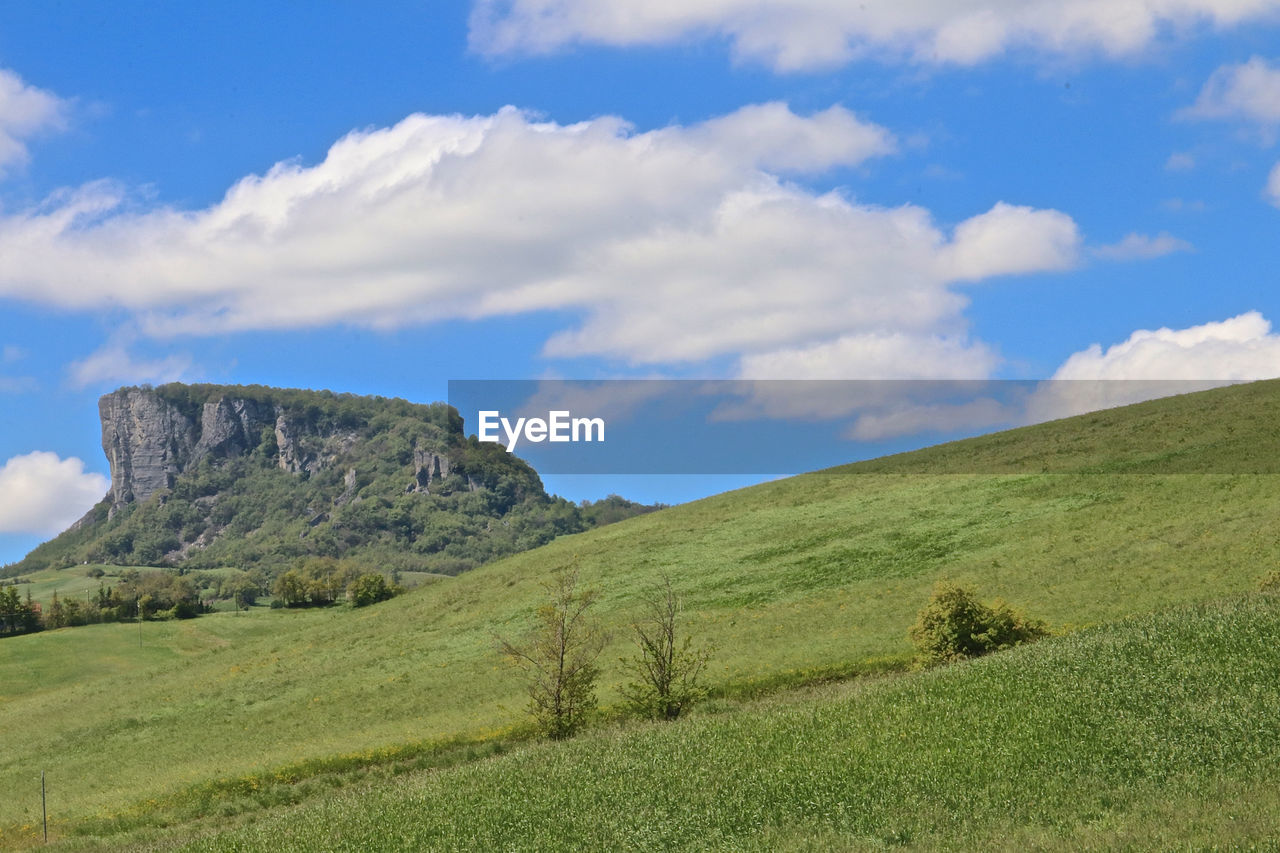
[98,387,401,517]
[274,413,313,475]
[100,389,198,515]
[407,446,451,493]
[335,467,359,506]
[193,397,277,461]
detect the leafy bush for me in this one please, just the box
[1259,570,1280,593]
[909,581,1046,667]
[499,568,607,739]
[347,573,397,607]
[620,574,710,720]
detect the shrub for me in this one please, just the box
[909,581,1046,667]
[1259,570,1280,593]
[498,567,606,739]
[620,574,711,720]
[347,573,396,607]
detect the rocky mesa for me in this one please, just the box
[13,383,652,578]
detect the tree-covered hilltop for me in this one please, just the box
[8,383,659,577]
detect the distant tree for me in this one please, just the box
[499,567,607,739]
[273,570,309,607]
[909,581,1046,667]
[0,586,40,636]
[620,574,710,720]
[225,574,261,609]
[347,572,395,607]
[45,591,68,629]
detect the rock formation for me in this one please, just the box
[97,386,421,516]
[99,388,198,514]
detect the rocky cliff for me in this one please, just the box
[98,387,410,515]
[12,383,656,577]
[99,388,199,513]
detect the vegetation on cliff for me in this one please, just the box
[6,383,659,581]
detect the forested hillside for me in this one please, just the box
[7,383,657,578]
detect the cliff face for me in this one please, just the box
[101,389,290,514]
[100,388,199,513]
[97,385,459,517]
[16,382,619,577]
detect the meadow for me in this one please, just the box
[157,594,1280,851]
[2,380,1279,848]
[2,565,246,613]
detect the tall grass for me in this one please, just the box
[161,595,1280,851]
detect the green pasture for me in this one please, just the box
[1,380,1278,848]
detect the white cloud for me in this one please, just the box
[0,376,36,393]
[845,397,1013,441]
[1267,161,1280,205]
[1,345,23,364]
[67,343,193,389]
[1161,197,1208,213]
[1053,311,1280,380]
[939,202,1080,281]
[1093,231,1193,261]
[469,0,1280,71]
[1182,56,1280,127]
[0,451,108,535]
[737,332,997,379]
[826,312,1280,438]
[0,69,68,176]
[1165,152,1196,171]
[0,103,1079,370]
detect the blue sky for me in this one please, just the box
[1,1,1279,564]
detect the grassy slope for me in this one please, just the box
[2,380,1279,844]
[4,565,191,612]
[160,594,1280,852]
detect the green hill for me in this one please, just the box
[2,379,1279,849]
[6,383,657,584]
[172,594,1280,852]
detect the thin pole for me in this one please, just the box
[41,770,47,843]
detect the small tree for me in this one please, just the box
[499,567,606,739]
[347,572,395,607]
[909,580,1046,667]
[620,574,710,720]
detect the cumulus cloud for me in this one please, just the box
[0,103,1079,370]
[1267,161,1280,205]
[1182,56,1280,127]
[1165,152,1196,171]
[737,332,997,379]
[67,342,193,389]
[1053,311,1280,380]
[1022,311,1280,420]
[1093,232,1193,261]
[469,0,1280,71]
[796,312,1280,439]
[0,69,68,176]
[0,451,108,535]
[939,202,1080,281]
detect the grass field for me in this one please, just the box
[148,594,1280,852]
[2,564,261,614]
[4,564,154,612]
[3,380,1280,849]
